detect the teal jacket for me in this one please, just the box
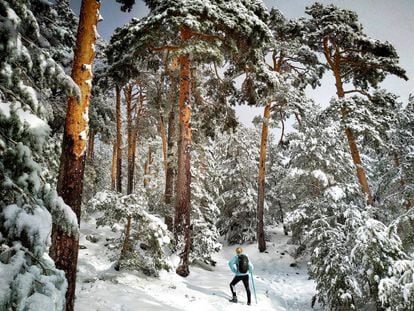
[228,254,254,276]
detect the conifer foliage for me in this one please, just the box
[1,1,413,310]
[0,0,78,309]
[292,2,408,206]
[49,1,101,310]
[107,0,274,277]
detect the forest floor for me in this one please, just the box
[75,218,318,311]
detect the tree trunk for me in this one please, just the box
[257,103,270,252]
[144,146,153,188]
[160,115,168,178]
[165,94,177,231]
[342,123,373,205]
[128,86,144,191]
[125,84,134,195]
[87,129,95,160]
[116,84,122,193]
[175,26,192,278]
[49,1,100,310]
[111,140,117,191]
[116,213,132,271]
[325,42,373,205]
[116,84,134,267]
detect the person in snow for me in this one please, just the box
[228,247,253,305]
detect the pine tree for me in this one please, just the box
[83,39,117,204]
[108,0,274,277]
[256,8,324,252]
[190,143,222,265]
[282,105,360,246]
[215,127,260,244]
[31,0,78,134]
[89,190,173,276]
[0,0,79,309]
[283,98,414,310]
[49,1,101,310]
[293,3,408,205]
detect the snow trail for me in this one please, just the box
[76,220,317,310]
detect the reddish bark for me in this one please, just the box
[164,94,177,231]
[111,141,117,191]
[175,26,192,277]
[87,129,95,160]
[257,103,271,252]
[323,37,373,205]
[144,146,153,188]
[49,1,100,310]
[115,84,122,193]
[160,115,168,178]
[125,84,134,195]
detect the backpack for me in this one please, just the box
[237,254,249,273]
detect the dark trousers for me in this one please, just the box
[230,275,251,303]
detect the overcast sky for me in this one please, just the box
[69,0,413,127]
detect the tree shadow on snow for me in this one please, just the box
[185,283,232,300]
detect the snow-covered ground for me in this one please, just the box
[75,219,317,311]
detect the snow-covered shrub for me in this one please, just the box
[308,208,361,310]
[375,209,414,310]
[309,207,414,310]
[350,216,409,309]
[89,190,172,276]
[378,259,414,310]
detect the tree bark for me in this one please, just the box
[175,26,192,277]
[257,103,270,252]
[165,91,177,231]
[115,84,134,267]
[125,84,134,195]
[160,114,168,178]
[87,129,95,160]
[324,39,373,205]
[115,84,122,193]
[144,146,153,188]
[49,1,100,310]
[111,140,117,191]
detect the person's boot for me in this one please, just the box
[229,295,238,303]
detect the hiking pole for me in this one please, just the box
[250,271,257,304]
